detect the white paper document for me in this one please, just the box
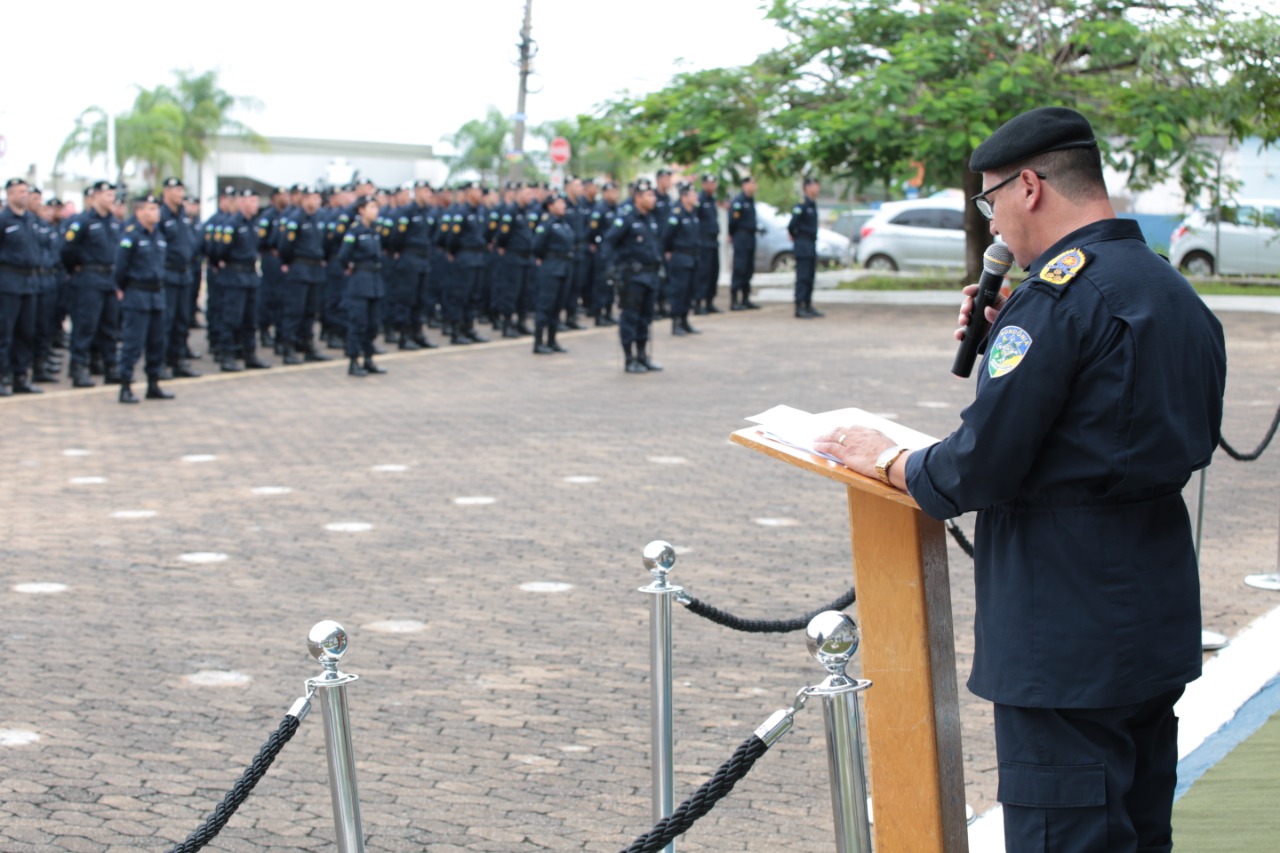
[745,405,939,464]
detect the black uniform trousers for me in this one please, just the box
[281,268,324,350]
[388,260,428,333]
[34,281,59,367]
[70,285,119,368]
[995,687,1183,853]
[345,295,380,358]
[447,256,484,330]
[794,254,816,306]
[323,269,346,336]
[730,238,754,301]
[666,257,699,317]
[0,291,36,377]
[698,245,720,307]
[258,254,284,336]
[618,277,656,349]
[164,280,191,365]
[498,254,531,318]
[217,286,259,359]
[119,287,166,384]
[592,255,614,316]
[533,266,567,332]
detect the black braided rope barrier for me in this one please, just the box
[1220,403,1280,462]
[680,586,857,633]
[165,713,302,853]
[619,734,770,853]
[947,519,975,558]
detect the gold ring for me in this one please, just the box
[837,433,847,446]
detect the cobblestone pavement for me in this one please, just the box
[2,296,1277,851]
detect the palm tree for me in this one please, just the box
[55,106,113,178]
[170,69,267,191]
[115,88,185,189]
[442,106,512,184]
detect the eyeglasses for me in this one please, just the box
[971,171,1047,220]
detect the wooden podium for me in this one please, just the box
[731,427,969,852]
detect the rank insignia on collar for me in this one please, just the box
[1040,248,1086,286]
[988,325,1032,378]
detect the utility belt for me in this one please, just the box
[292,256,324,266]
[352,262,383,273]
[505,249,531,258]
[225,261,257,272]
[79,263,114,274]
[626,261,660,273]
[670,248,697,256]
[125,278,162,292]
[37,267,55,276]
[0,263,38,277]
[545,252,574,261]
[402,247,431,257]
[165,260,192,272]
[457,247,484,254]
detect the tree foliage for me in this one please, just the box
[441,106,512,184]
[581,0,1280,279]
[55,68,263,191]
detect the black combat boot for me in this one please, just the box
[466,326,489,344]
[348,357,368,377]
[548,327,567,353]
[672,317,686,336]
[637,342,663,372]
[363,356,387,374]
[399,326,421,350]
[70,362,96,387]
[533,326,553,354]
[118,382,139,404]
[282,346,304,365]
[515,314,533,335]
[624,343,646,373]
[681,315,701,334]
[0,375,11,397]
[807,301,825,318]
[12,372,43,394]
[103,364,122,385]
[146,379,175,400]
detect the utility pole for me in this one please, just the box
[508,0,534,184]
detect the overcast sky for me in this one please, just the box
[1,0,788,182]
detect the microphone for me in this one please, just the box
[951,242,1014,378]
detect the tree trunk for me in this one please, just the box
[962,168,992,284]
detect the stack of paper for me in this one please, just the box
[745,405,939,464]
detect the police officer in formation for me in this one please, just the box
[493,181,539,339]
[256,186,289,351]
[209,189,271,372]
[158,178,202,378]
[662,182,702,336]
[63,180,123,386]
[0,178,43,396]
[694,173,722,315]
[383,180,440,351]
[113,193,173,403]
[26,186,62,386]
[443,180,491,346]
[605,178,663,374]
[277,185,333,364]
[588,181,620,327]
[788,176,825,319]
[727,175,761,311]
[531,191,574,355]
[335,194,388,376]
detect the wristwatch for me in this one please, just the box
[874,445,908,486]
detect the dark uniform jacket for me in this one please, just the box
[662,204,702,270]
[727,192,757,247]
[904,218,1227,709]
[210,212,261,288]
[496,202,538,265]
[62,209,121,291]
[386,202,437,273]
[787,198,819,259]
[697,190,720,247]
[114,220,167,297]
[0,206,41,295]
[447,202,489,268]
[159,202,198,286]
[335,219,385,299]
[605,209,662,288]
[532,214,575,279]
[278,208,327,283]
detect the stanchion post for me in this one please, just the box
[803,611,873,853]
[639,540,681,853]
[306,621,365,853]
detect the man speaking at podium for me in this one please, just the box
[815,107,1226,852]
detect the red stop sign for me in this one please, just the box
[549,136,571,165]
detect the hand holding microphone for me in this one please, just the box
[951,242,1014,378]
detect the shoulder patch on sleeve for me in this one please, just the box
[1039,248,1087,286]
[988,326,1033,378]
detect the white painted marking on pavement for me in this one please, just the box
[0,730,40,746]
[519,582,574,593]
[454,496,496,506]
[916,401,951,409]
[69,476,106,485]
[647,456,689,465]
[326,522,374,532]
[62,449,91,457]
[112,510,157,519]
[185,670,252,686]
[13,583,68,594]
[673,545,694,555]
[365,620,428,633]
[563,476,600,484]
[179,552,228,564]
[182,454,217,463]
[754,517,800,527]
[251,486,293,495]
[372,464,410,472]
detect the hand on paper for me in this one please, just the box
[813,427,896,481]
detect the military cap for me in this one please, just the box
[135,192,160,204]
[676,181,695,195]
[352,194,377,208]
[46,197,61,206]
[238,187,257,197]
[969,106,1097,173]
[272,186,288,195]
[546,192,568,205]
[5,177,28,190]
[28,185,42,195]
[738,175,754,186]
[90,179,116,193]
[413,179,434,190]
[700,173,717,182]
[802,175,820,186]
[221,185,239,197]
[162,177,184,188]
[290,182,304,192]
[582,177,596,186]
[656,168,672,177]
[456,180,480,191]
[633,178,654,193]
[342,182,358,192]
[82,186,94,196]
[600,181,618,191]
[296,184,319,195]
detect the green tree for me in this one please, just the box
[532,117,633,183]
[115,87,185,189]
[586,0,1280,280]
[442,106,512,184]
[169,69,266,189]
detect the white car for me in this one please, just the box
[752,201,853,272]
[855,195,966,272]
[1169,199,1280,275]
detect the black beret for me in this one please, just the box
[162,177,184,188]
[296,184,319,195]
[546,192,568,205]
[352,194,377,208]
[802,175,819,186]
[46,197,61,206]
[970,107,1097,173]
[28,185,42,195]
[581,177,596,186]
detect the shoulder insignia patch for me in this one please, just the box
[988,325,1033,378]
[1040,248,1086,286]
[120,238,133,248]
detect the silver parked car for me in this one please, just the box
[752,201,852,272]
[855,194,966,272]
[1169,199,1280,275]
